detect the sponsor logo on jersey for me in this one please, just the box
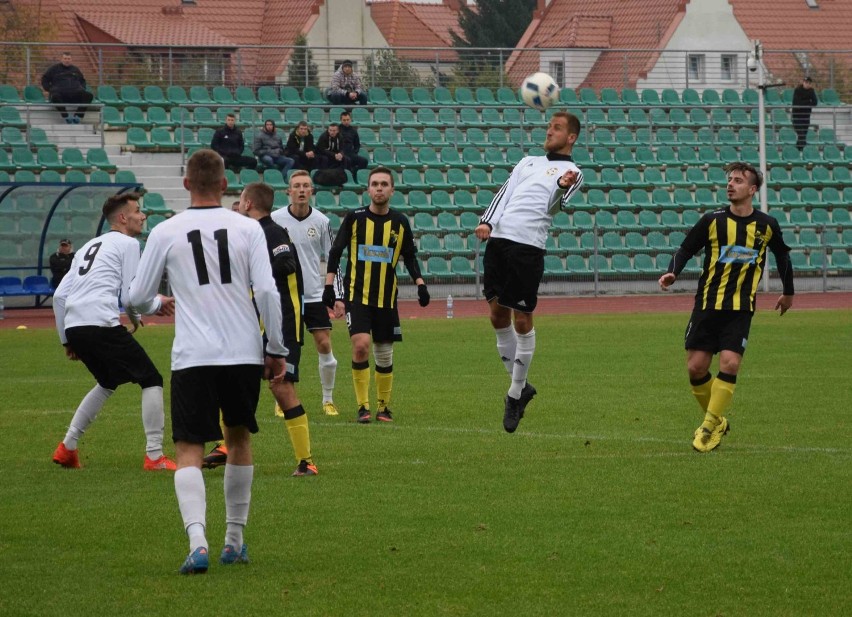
[357,244,393,263]
[718,244,758,265]
[272,243,291,257]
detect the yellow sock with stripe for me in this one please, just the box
[690,373,715,412]
[214,410,226,448]
[352,361,370,409]
[375,365,393,411]
[283,405,312,464]
[703,372,737,431]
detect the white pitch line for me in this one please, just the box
[288,418,852,456]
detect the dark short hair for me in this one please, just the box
[328,122,339,129]
[804,76,813,83]
[186,149,225,194]
[102,191,143,221]
[242,182,274,214]
[226,113,236,119]
[724,161,763,190]
[296,120,309,129]
[368,166,395,187]
[551,111,581,137]
[340,111,351,120]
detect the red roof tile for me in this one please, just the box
[507,0,688,90]
[509,0,852,91]
[370,0,463,62]
[15,0,323,83]
[729,0,852,81]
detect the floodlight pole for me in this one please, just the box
[753,40,771,292]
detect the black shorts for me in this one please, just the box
[345,302,402,342]
[170,364,263,444]
[65,325,162,390]
[304,301,332,331]
[684,310,753,356]
[482,237,545,313]
[282,330,301,383]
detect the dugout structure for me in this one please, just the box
[0,181,142,306]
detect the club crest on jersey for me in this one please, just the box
[388,230,399,247]
[752,230,764,248]
[545,167,560,176]
[307,226,317,238]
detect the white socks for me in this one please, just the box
[495,326,517,376]
[141,386,165,460]
[224,464,254,549]
[318,352,337,402]
[175,467,207,552]
[508,329,536,399]
[63,384,114,450]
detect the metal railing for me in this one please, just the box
[2,42,851,101]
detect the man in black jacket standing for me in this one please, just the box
[211,113,257,172]
[792,77,818,151]
[41,52,94,124]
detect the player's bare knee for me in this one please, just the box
[718,352,742,375]
[513,312,533,334]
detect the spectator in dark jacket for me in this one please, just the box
[338,111,368,174]
[49,239,75,288]
[285,121,317,171]
[253,120,294,175]
[792,77,818,151]
[315,123,346,171]
[211,113,257,172]
[41,52,94,124]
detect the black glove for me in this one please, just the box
[417,284,430,307]
[322,284,336,309]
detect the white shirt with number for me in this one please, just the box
[53,230,149,345]
[128,206,287,370]
[480,155,584,249]
[271,205,340,302]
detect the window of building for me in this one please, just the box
[720,55,737,81]
[688,54,705,82]
[548,61,565,88]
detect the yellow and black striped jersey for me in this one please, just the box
[259,216,304,344]
[326,206,422,308]
[669,207,794,312]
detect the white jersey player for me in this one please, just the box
[474,111,584,434]
[51,192,176,471]
[271,170,345,416]
[128,149,287,575]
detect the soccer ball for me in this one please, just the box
[520,72,559,111]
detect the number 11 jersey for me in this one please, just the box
[129,206,285,370]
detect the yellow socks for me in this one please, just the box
[283,405,312,464]
[690,373,715,412]
[352,361,370,409]
[375,365,393,411]
[702,372,737,431]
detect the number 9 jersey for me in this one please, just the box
[128,206,286,370]
[53,230,146,344]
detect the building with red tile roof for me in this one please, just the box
[507,0,852,92]
[369,0,465,62]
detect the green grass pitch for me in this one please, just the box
[1,310,850,616]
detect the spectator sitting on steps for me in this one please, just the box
[41,52,94,124]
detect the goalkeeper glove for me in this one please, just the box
[322,284,336,309]
[417,284,430,307]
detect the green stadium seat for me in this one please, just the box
[0,85,22,104]
[231,86,256,105]
[474,87,497,106]
[440,147,466,169]
[36,147,64,171]
[417,147,441,169]
[661,88,680,106]
[426,256,452,280]
[437,212,462,234]
[95,85,121,107]
[496,87,520,106]
[830,251,852,272]
[460,211,481,230]
[86,148,116,172]
[596,213,619,233]
[63,169,87,184]
[188,86,212,105]
[571,211,593,231]
[419,234,444,257]
[120,85,144,107]
[88,169,111,184]
[741,89,758,107]
[11,147,39,171]
[822,187,842,207]
[254,86,277,105]
[426,168,453,189]
[211,86,234,105]
[395,146,418,168]
[413,212,440,234]
[640,89,660,106]
[431,86,452,106]
[700,89,720,106]
[453,190,476,212]
[301,86,324,106]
